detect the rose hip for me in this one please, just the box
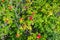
[16,33,20,38]
[29,16,33,20]
[37,33,41,39]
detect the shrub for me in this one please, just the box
[0,0,60,40]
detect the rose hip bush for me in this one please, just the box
[0,0,60,40]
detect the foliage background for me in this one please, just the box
[0,0,60,40]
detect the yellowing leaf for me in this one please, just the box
[27,26,32,31]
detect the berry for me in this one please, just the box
[37,33,41,39]
[29,16,33,20]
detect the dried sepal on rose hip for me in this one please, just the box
[37,33,42,39]
[24,6,29,9]
[16,33,20,38]
[32,12,35,15]
[8,5,13,10]
[20,18,23,21]
[2,0,5,2]
[3,17,13,24]
[5,18,9,23]
[3,17,9,24]
[19,17,24,23]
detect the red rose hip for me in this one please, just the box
[37,33,41,39]
[29,16,33,20]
